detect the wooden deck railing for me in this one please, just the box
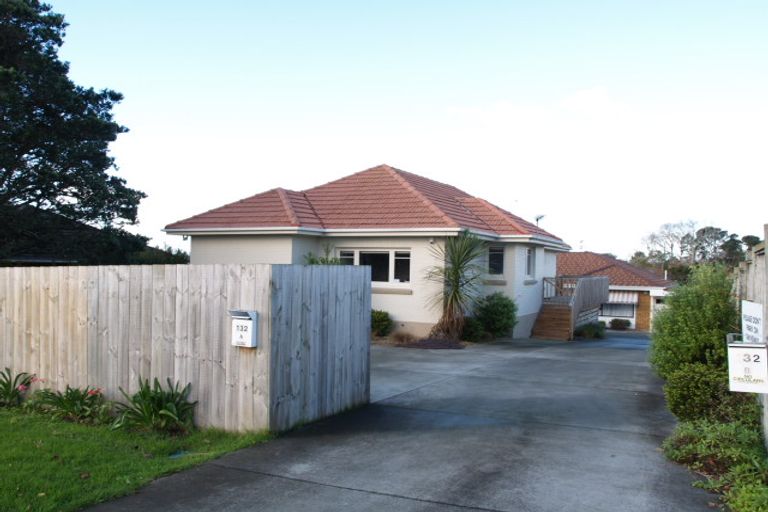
[542,276,609,334]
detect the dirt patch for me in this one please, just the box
[372,336,466,350]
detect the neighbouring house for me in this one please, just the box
[557,252,675,331]
[165,164,572,338]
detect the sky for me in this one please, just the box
[48,0,768,258]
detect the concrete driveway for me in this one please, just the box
[92,333,711,512]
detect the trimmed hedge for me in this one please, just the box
[475,293,518,338]
[664,363,761,426]
[371,310,393,337]
[609,318,630,330]
[574,321,606,339]
[461,316,486,342]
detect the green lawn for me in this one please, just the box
[0,408,271,512]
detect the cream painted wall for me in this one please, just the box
[190,235,294,264]
[481,245,559,338]
[329,237,443,327]
[189,234,559,338]
[291,236,320,264]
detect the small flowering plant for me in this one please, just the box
[33,385,112,424]
[0,367,34,407]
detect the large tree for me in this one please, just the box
[1,0,144,258]
[638,222,762,280]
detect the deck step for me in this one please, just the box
[531,303,573,341]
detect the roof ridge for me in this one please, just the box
[455,197,501,233]
[613,258,670,282]
[297,189,326,229]
[386,167,460,228]
[275,188,300,226]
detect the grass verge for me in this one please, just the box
[0,408,271,512]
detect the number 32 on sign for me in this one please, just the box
[728,343,768,393]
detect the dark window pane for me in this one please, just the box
[600,303,635,318]
[339,250,354,265]
[526,248,536,276]
[394,252,410,283]
[360,252,389,282]
[488,247,504,275]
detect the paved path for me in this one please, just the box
[92,334,712,511]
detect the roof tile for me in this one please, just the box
[166,164,564,241]
[557,252,674,288]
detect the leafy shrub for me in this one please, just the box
[475,293,518,338]
[113,378,197,434]
[304,243,341,265]
[650,265,738,379]
[371,310,393,337]
[663,419,768,503]
[664,363,761,426]
[461,316,491,342]
[608,318,630,330]
[30,385,112,424]
[663,419,766,480]
[574,322,605,339]
[727,482,768,512]
[0,368,33,407]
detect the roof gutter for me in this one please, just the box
[164,226,571,249]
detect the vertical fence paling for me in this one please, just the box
[736,225,768,448]
[0,264,370,432]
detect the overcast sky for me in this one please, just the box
[49,1,768,258]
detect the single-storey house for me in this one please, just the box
[557,252,675,331]
[165,164,571,337]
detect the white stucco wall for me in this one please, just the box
[190,236,295,264]
[291,236,320,264]
[188,234,559,338]
[329,237,443,330]
[481,245,558,338]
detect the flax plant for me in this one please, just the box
[426,230,487,340]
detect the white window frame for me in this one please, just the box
[337,248,411,286]
[525,247,536,278]
[488,246,504,275]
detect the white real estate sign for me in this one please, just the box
[728,301,767,393]
[742,300,764,344]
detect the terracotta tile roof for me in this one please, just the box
[166,164,564,242]
[557,252,674,288]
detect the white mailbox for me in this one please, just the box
[728,337,768,393]
[229,310,259,348]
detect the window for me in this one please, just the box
[525,247,536,277]
[488,246,504,275]
[359,252,389,282]
[340,249,411,284]
[600,303,635,318]
[339,250,354,265]
[394,251,411,283]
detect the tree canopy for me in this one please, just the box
[1,0,145,260]
[635,221,762,281]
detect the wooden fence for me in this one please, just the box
[736,225,768,447]
[0,264,371,432]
